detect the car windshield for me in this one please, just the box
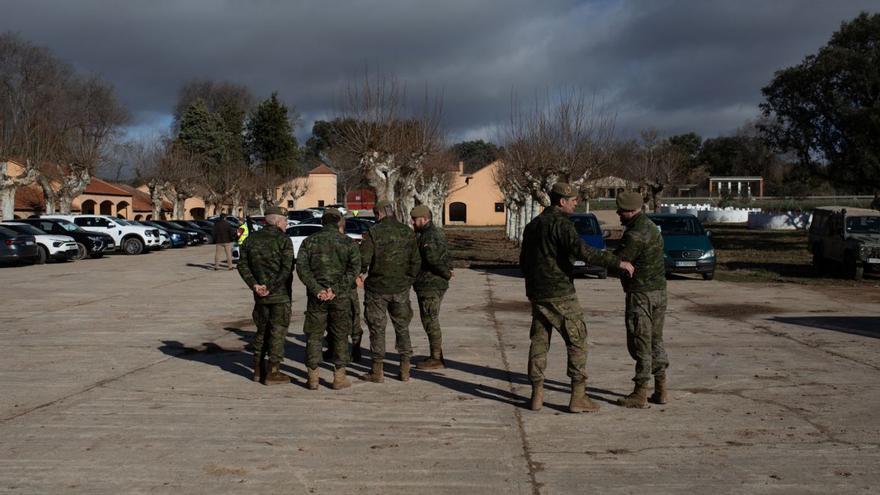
[847,216,880,234]
[650,216,705,235]
[0,226,17,238]
[571,216,600,235]
[114,218,131,225]
[5,224,45,235]
[54,220,82,232]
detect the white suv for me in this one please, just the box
[0,222,78,264]
[42,215,161,255]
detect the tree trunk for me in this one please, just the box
[1,161,39,220]
[174,195,187,220]
[0,186,15,220]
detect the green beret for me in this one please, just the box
[410,204,431,218]
[551,182,576,198]
[265,206,286,216]
[322,208,343,221]
[616,191,643,211]
[374,199,393,210]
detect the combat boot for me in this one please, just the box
[264,362,292,385]
[529,381,544,411]
[307,367,320,390]
[359,360,384,383]
[617,383,650,408]
[416,345,445,370]
[650,376,668,404]
[569,380,600,413]
[351,338,362,363]
[332,367,351,390]
[399,356,411,382]
[252,355,263,382]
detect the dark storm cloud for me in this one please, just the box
[1,0,877,142]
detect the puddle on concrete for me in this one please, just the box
[690,303,790,320]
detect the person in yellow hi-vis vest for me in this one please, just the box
[237,221,250,244]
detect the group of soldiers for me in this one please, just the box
[236,182,669,413]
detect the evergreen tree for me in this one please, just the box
[245,92,300,177]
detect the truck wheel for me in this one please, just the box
[598,269,608,279]
[123,237,144,255]
[73,242,88,261]
[702,271,714,281]
[36,246,48,264]
[844,252,863,280]
[854,263,864,281]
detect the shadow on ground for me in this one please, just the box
[770,316,880,339]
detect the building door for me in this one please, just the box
[449,202,467,223]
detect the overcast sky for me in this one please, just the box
[2,0,876,144]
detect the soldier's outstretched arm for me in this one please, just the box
[237,243,259,289]
[296,240,321,297]
[614,228,642,263]
[562,221,621,270]
[267,236,295,295]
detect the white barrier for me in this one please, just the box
[747,212,811,230]
[659,203,760,223]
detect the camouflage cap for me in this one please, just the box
[374,199,393,210]
[616,191,643,211]
[551,182,577,198]
[410,204,431,218]
[265,206,286,216]
[322,208,343,222]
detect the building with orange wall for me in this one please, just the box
[443,161,506,226]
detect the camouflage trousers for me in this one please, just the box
[252,302,291,365]
[528,296,589,384]
[625,290,669,386]
[325,288,364,360]
[416,290,446,349]
[304,295,352,370]
[364,289,413,361]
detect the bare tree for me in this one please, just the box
[620,129,689,212]
[0,32,72,219]
[336,72,444,218]
[498,89,616,241]
[414,149,456,223]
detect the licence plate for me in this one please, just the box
[675,261,697,267]
[573,261,586,267]
[868,258,880,264]
[25,241,34,245]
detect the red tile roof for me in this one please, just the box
[84,177,131,196]
[309,164,337,175]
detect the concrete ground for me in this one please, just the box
[1,246,879,494]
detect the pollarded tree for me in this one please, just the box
[760,12,880,193]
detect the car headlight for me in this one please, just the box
[53,241,63,247]
[700,249,715,259]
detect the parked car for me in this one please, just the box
[286,223,363,257]
[207,215,241,226]
[18,217,114,260]
[326,204,348,216]
[174,220,215,243]
[809,206,880,280]
[147,221,203,245]
[0,222,78,263]
[569,213,609,278]
[287,209,321,222]
[114,218,165,250]
[131,221,187,248]
[0,226,39,265]
[647,213,716,280]
[41,214,161,255]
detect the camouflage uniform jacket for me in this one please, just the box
[614,212,666,293]
[360,216,420,294]
[414,221,452,293]
[237,225,295,304]
[297,225,361,299]
[520,206,621,302]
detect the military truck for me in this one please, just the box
[808,207,880,280]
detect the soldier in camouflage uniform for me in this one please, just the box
[520,183,635,413]
[410,205,453,369]
[358,200,421,383]
[613,191,669,408]
[237,206,296,385]
[297,209,361,391]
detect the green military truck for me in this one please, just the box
[808,206,880,280]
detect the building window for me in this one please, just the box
[287,200,294,208]
[318,200,325,207]
[494,202,504,213]
[449,202,467,222]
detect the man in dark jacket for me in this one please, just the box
[358,200,421,383]
[213,214,237,270]
[237,207,296,385]
[613,191,669,408]
[520,182,634,413]
[410,204,453,369]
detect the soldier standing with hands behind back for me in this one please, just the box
[613,191,669,408]
[237,206,296,385]
[358,200,421,383]
[410,205,453,369]
[297,208,361,391]
[520,183,635,413]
